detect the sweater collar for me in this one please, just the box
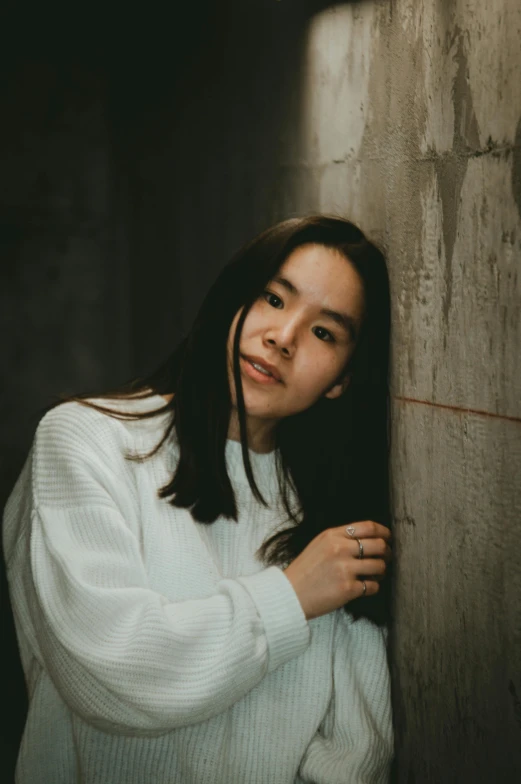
[224,437,279,494]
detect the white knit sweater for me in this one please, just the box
[3,394,393,784]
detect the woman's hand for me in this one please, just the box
[283,521,392,621]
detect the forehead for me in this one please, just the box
[276,243,365,317]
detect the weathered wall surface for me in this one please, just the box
[296,1,521,780]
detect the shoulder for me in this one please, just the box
[38,394,168,441]
[36,400,127,456]
[35,395,171,472]
[27,396,171,510]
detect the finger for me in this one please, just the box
[355,558,387,577]
[346,538,393,561]
[341,521,392,541]
[357,578,380,597]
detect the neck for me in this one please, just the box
[226,434,276,455]
[227,410,277,454]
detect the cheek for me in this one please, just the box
[297,349,346,391]
[240,304,263,333]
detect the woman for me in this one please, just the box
[4,215,394,783]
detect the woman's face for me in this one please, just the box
[226,242,366,449]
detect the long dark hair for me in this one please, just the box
[46,215,393,626]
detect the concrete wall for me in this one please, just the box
[302,3,521,779]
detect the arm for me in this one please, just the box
[298,611,394,784]
[22,404,310,735]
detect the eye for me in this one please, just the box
[313,326,335,343]
[263,290,283,308]
[262,290,336,343]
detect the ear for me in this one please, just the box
[323,372,351,400]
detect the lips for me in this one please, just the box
[241,355,282,382]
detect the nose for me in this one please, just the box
[264,316,298,356]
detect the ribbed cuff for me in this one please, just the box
[238,566,310,673]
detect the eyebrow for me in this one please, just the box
[272,275,359,341]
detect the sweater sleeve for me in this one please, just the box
[297,611,394,784]
[22,403,310,735]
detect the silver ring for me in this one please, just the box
[354,537,364,558]
[345,526,356,537]
[361,580,367,595]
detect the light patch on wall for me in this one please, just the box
[301,3,378,166]
[418,3,458,156]
[463,1,521,147]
